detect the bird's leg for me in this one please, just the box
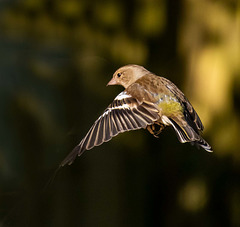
[146,125,155,135]
[146,122,165,138]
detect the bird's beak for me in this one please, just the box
[107,77,117,86]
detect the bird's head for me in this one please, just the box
[107,64,149,88]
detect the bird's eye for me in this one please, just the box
[117,73,122,78]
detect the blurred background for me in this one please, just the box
[0,0,240,226]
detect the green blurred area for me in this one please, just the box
[0,0,240,226]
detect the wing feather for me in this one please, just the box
[124,109,140,128]
[163,80,204,132]
[60,91,159,166]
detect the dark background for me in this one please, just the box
[0,0,240,226]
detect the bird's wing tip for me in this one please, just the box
[60,145,82,167]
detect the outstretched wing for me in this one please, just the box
[61,91,159,166]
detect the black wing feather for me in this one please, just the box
[163,79,204,132]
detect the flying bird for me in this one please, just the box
[61,65,212,166]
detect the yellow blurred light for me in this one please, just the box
[178,178,208,212]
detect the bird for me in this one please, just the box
[61,64,212,167]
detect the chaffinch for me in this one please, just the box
[61,64,212,166]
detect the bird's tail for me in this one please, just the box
[162,116,212,152]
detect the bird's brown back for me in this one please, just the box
[127,73,204,132]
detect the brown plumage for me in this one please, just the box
[61,65,212,167]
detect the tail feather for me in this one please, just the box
[165,116,212,152]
